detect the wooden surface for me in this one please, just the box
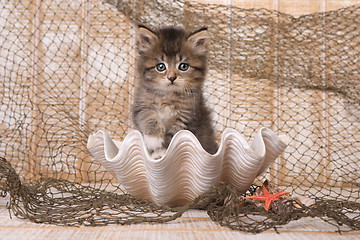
[0,197,359,240]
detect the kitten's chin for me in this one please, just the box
[167,86,191,95]
[147,83,194,96]
[166,82,179,88]
[163,82,182,91]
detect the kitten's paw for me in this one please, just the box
[143,135,166,159]
[151,148,167,159]
[143,135,164,151]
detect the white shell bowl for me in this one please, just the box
[87,128,287,207]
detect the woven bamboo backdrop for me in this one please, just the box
[1,0,360,204]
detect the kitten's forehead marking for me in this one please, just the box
[156,54,186,66]
[179,55,188,62]
[157,27,185,56]
[156,56,164,62]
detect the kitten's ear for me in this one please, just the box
[187,27,209,54]
[138,25,158,52]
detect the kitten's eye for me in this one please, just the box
[156,63,166,72]
[178,63,189,71]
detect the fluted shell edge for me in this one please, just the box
[87,128,287,207]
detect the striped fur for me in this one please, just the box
[132,25,218,158]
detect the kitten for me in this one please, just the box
[132,25,218,159]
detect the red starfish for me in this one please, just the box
[244,184,290,211]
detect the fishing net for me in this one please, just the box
[1,0,359,233]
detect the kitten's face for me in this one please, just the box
[137,26,208,95]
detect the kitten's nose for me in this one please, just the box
[167,75,177,83]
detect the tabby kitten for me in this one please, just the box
[132,25,218,158]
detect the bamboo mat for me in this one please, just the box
[0,197,359,240]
